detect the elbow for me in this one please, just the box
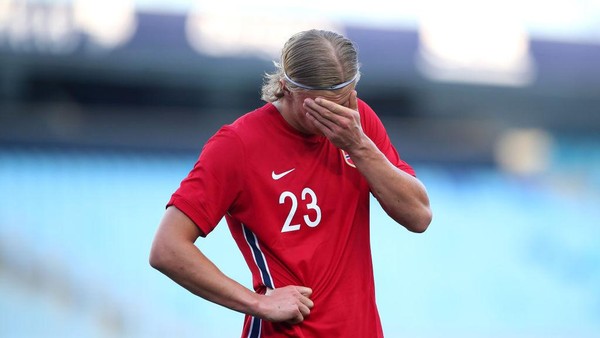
[149,240,170,272]
[409,218,430,233]
[384,202,432,233]
[404,205,432,234]
[149,247,162,271]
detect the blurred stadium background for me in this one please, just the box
[1,0,599,337]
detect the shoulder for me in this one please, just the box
[356,98,380,125]
[201,103,277,161]
[357,98,376,114]
[356,98,385,132]
[232,103,277,127]
[209,103,274,139]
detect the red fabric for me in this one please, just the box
[168,100,414,337]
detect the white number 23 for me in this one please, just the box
[279,188,322,233]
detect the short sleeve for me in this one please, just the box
[167,126,244,237]
[358,99,416,177]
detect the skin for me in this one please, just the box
[150,206,313,324]
[150,80,432,326]
[298,87,432,232]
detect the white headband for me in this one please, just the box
[283,72,358,91]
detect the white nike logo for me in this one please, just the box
[272,168,295,180]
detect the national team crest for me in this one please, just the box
[340,149,356,168]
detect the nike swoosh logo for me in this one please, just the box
[272,168,295,180]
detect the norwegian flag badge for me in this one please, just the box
[341,149,356,168]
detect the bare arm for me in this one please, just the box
[344,137,431,232]
[149,206,314,323]
[304,91,432,232]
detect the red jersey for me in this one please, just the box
[168,100,415,337]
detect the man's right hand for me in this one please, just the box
[259,286,314,324]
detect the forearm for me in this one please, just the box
[150,207,313,323]
[348,136,432,232]
[150,234,260,317]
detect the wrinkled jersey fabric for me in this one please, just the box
[168,100,415,337]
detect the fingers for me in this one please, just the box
[303,94,359,127]
[295,286,312,297]
[304,98,350,135]
[304,100,338,132]
[294,303,311,323]
[349,90,358,111]
[312,97,342,113]
[286,300,312,325]
[305,108,336,134]
[307,91,358,115]
[262,285,314,324]
[295,286,314,309]
[303,94,364,150]
[287,296,312,325]
[304,98,340,122]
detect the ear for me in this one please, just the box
[280,79,291,95]
[281,83,292,96]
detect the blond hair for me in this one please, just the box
[261,29,361,102]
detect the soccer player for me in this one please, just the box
[150,29,432,337]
